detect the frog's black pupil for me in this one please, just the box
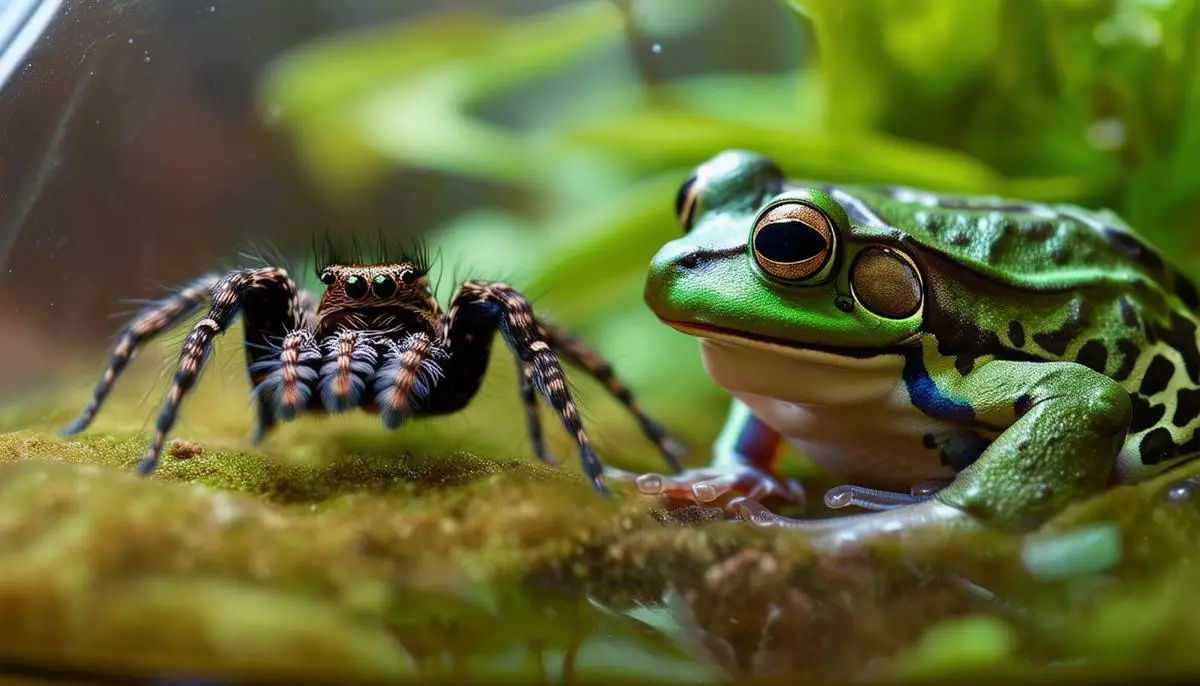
[344,275,368,298]
[754,220,827,263]
[319,271,335,285]
[372,274,396,298]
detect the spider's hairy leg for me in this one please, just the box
[247,329,320,439]
[373,332,447,429]
[242,272,316,442]
[318,330,378,413]
[138,268,305,475]
[516,360,555,465]
[62,274,222,437]
[431,280,609,494]
[536,320,685,474]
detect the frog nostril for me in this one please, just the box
[679,254,701,269]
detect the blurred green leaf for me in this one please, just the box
[260,1,629,202]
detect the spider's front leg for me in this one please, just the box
[426,280,609,493]
[114,268,305,476]
[62,274,221,436]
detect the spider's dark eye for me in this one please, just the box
[372,274,396,298]
[319,270,335,286]
[399,269,416,286]
[344,275,368,299]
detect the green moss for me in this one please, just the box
[5,356,1200,682]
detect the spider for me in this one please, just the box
[60,241,686,493]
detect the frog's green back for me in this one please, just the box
[821,183,1199,309]
[810,182,1200,478]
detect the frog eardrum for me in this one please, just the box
[849,246,924,320]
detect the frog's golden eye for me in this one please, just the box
[850,246,923,319]
[674,171,700,232]
[751,201,835,282]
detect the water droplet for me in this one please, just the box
[650,42,662,54]
[126,37,134,44]
[142,51,151,63]
[1167,484,1193,502]
[208,5,216,12]
[1166,476,1200,503]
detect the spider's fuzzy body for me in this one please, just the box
[62,243,685,492]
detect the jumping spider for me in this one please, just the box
[61,241,685,492]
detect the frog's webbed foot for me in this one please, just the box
[822,479,952,511]
[606,464,805,513]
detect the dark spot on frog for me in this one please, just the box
[1148,312,1200,383]
[934,430,990,473]
[1173,388,1200,427]
[1140,426,1178,465]
[1032,299,1088,356]
[1130,394,1166,433]
[1104,226,1164,272]
[1014,393,1033,415]
[1049,248,1070,265]
[1112,339,1140,381]
[1175,273,1200,310]
[1020,220,1055,239]
[1007,320,1026,347]
[1074,339,1108,374]
[950,233,971,247]
[679,253,701,269]
[1118,296,1139,328]
[1139,354,1176,396]
[921,433,937,449]
[834,295,855,313]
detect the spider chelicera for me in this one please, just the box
[60,242,685,492]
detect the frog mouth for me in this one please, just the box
[657,318,916,361]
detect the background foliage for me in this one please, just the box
[256,0,1200,468]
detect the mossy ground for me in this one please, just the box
[2,341,1200,684]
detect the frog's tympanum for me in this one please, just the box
[634,149,1200,542]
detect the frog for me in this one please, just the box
[625,148,1200,543]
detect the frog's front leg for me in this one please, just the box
[736,359,1133,541]
[610,399,806,508]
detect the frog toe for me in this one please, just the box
[734,498,975,549]
[612,464,806,513]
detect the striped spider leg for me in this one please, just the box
[62,267,314,474]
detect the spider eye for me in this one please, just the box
[319,270,335,286]
[372,274,396,298]
[344,275,368,299]
[399,269,416,286]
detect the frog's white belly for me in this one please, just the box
[697,334,967,490]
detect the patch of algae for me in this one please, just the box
[4,349,1200,683]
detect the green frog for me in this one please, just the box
[630,149,1200,543]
